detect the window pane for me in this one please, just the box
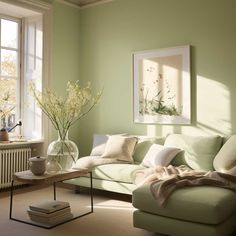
[1,19,18,49]
[0,49,18,77]
[0,78,17,128]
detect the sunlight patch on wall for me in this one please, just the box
[197,75,231,135]
[146,124,176,137]
[145,75,231,137]
[159,126,175,137]
[147,125,156,136]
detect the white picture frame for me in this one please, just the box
[133,45,191,124]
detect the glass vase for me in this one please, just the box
[47,131,79,172]
[46,157,62,173]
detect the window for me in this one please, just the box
[0,17,20,131]
[0,0,52,145]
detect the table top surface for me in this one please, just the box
[13,168,89,185]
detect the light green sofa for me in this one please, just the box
[133,134,236,236]
[66,135,164,194]
[66,133,236,236]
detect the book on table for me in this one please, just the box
[29,212,73,225]
[28,200,73,225]
[27,205,71,218]
[29,200,70,213]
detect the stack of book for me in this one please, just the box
[27,200,73,226]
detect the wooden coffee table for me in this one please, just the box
[9,169,93,229]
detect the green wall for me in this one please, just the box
[52,0,236,156]
[51,1,80,141]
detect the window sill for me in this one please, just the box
[0,139,44,147]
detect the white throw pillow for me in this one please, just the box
[90,134,109,156]
[101,135,138,162]
[141,144,182,167]
[90,133,128,156]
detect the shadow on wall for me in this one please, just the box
[145,75,232,137]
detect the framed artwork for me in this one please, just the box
[133,45,191,124]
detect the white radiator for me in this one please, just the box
[0,147,31,189]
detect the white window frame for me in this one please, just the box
[0,0,53,154]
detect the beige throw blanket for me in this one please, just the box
[134,165,236,207]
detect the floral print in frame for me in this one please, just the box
[133,45,191,124]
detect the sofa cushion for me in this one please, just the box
[132,184,236,224]
[213,135,236,172]
[164,134,223,171]
[101,135,138,162]
[141,144,182,167]
[92,163,145,183]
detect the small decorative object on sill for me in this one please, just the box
[0,120,22,143]
[29,80,102,171]
[8,120,22,132]
[0,128,9,142]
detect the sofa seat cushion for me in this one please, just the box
[92,164,145,183]
[132,184,236,224]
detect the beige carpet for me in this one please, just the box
[0,185,159,236]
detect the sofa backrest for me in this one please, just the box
[90,133,224,171]
[165,134,223,171]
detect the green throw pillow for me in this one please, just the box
[164,134,223,171]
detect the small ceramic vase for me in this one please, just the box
[29,156,47,176]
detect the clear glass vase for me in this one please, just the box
[47,131,79,172]
[46,157,62,173]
